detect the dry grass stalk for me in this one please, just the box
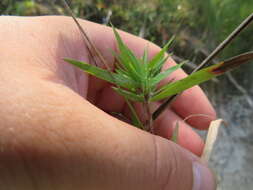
[201,119,224,163]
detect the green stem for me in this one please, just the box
[143,96,154,133]
[125,98,144,129]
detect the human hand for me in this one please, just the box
[0,16,216,190]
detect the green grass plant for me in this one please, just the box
[62,0,253,139]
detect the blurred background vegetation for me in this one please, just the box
[1,1,253,189]
[1,0,252,96]
[1,0,252,62]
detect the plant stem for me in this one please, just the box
[143,96,154,133]
[125,98,144,129]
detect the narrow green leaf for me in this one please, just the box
[150,61,185,87]
[148,36,175,71]
[115,68,128,76]
[171,121,179,143]
[65,58,137,89]
[151,51,253,101]
[149,56,169,77]
[112,87,145,102]
[114,69,140,90]
[116,52,140,81]
[142,47,149,78]
[112,26,143,78]
[142,47,149,65]
[151,66,216,101]
[125,99,144,129]
[64,58,115,83]
[114,73,138,89]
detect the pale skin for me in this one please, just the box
[0,16,216,189]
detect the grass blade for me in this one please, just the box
[113,73,138,89]
[171,121,179,143]
[65,58,138,89]
[150,61,185,87]
[151,51,253,101]
[148,36,175,71]
[112,87,145,102]
[112,26,143,78]
[125,99,144,129]
[65,58,115,83]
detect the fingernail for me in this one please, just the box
[192,162,216,190]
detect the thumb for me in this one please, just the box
[68,100,216,190]
[0,76,216,190]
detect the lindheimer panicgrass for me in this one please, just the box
[62,0,253,143]
[65,32,184,132]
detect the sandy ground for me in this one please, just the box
[208,96,253,190]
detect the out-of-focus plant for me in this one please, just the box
[2,0,252,61]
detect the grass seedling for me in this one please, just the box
[62,0,253,139]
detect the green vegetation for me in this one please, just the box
[64,21,253,132]
[1,0,252,64]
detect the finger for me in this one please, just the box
[171,86,216,129]
[154,107,204,156]
[123,102,204,156]
[91,85,204,156]
[0,74,215,190]
[96,84,126,113]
